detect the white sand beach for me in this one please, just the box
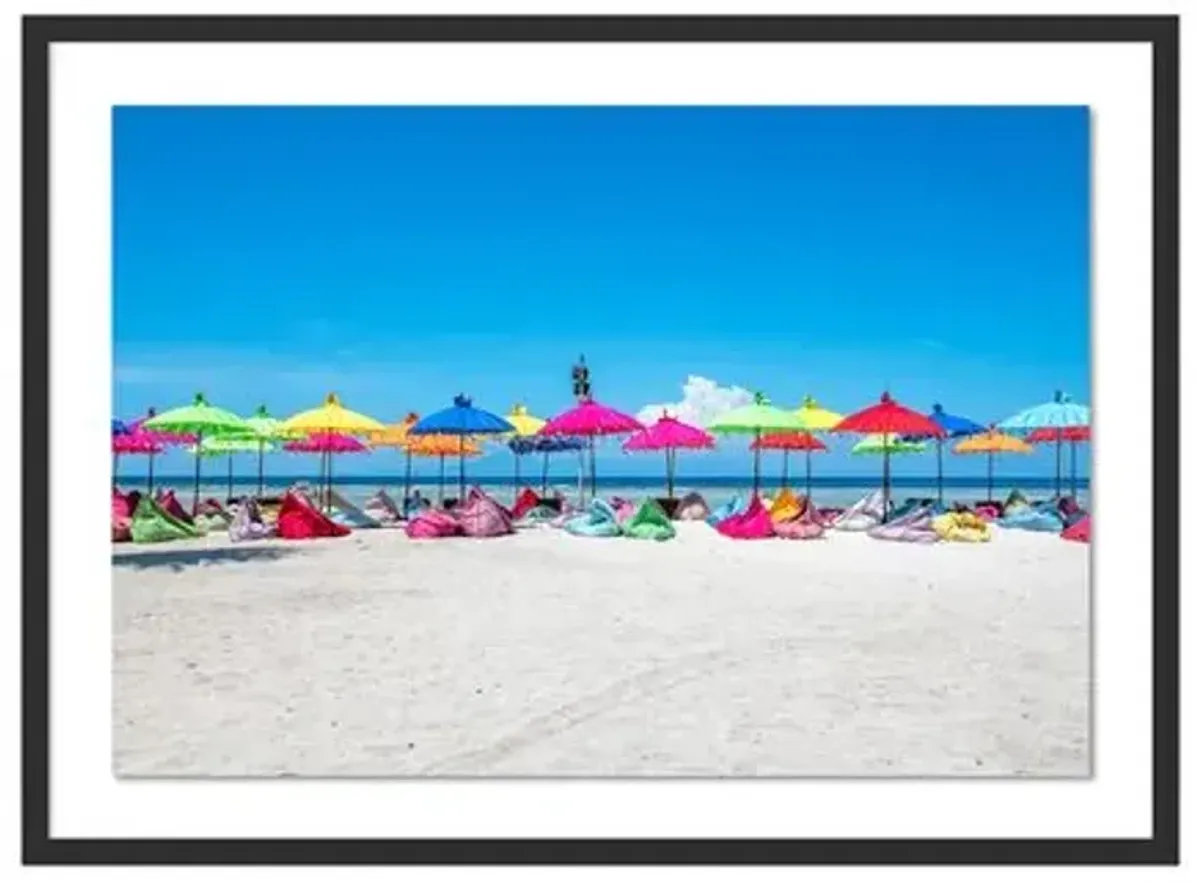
[112,524,1089,778]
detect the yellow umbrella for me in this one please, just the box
[792,395,845,498]
[953,428,1034,502]
[279,393,386,508]
[505,403,546,499]
[407,434,482,505]
[369,413,421,500]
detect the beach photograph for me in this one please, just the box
[111,105,1091,778]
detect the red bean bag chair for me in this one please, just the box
[112,488,133,542]
[276,490,351,539]
[155,489,194,525]
[405,508,463,539]
[511,487,540,522]
[1062,514,1091,543]
[716,496,776,539]
[458,487,514,538]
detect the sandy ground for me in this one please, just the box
[112,523,1090,778]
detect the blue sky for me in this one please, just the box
[113,105,1090,480]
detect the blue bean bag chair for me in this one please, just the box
[705,494,746,527]
[997,503,1065,533]
[564,498,622,538]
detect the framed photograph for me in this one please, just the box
[23,14,1179,865]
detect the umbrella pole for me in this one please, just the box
[937,438,944,505]
[459,434,466,501]
[257,440,265,498]
[806,449,813,502]
[227,453,234,501]
[1070,441,1077,499]
[403,448,413,507]
[192,430,203,515]
[987,450,994,502]
[882,445,891,523]
[1055,429,1062,498]
[589,435,597,498]
[541,451,549,497]
[514,450,520,500]
[148,452,154,495]
[113,453,119,487]
[752,429,761,497]
[781,450,789,491]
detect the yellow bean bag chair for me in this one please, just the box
[768,487,804,524]
[932,511,992,543]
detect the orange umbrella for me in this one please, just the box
[953,428,1033,502]
[750,431,827,493]
[370,413,421,501]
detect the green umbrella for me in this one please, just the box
[708,392,807,495]
[240,405,301,497]
[143,393,251,513]
[188,436,275,500]
[850,433,928,456]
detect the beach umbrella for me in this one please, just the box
[280,393,385,509]
[832,392,945,521]
[1027,425,1090,499]
[369,413,421,502]
[751,431,827,495]
[188,436,275,500]
[903,403,986,505]
[509,435,586,496]
[283,432,369,508]
[142,394,251,513]
[953,428,1033,502]
[708,392,807,496]
[505,404,547,499]
[112,418,129,436]
[623,412,714,499]
[405,434,482,504]
[997,390,1090,498]
[121,409,197,495]
[239,405,301,497]
[409,395,513,501]
[111,431,164,491]
[540,398,643,498]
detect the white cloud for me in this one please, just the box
[637,375,754,428]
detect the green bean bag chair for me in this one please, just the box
[131,495,201,543]
[621,498,676,541]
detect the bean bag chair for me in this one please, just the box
[716,496,776,539]
[1057,497,1084,520]
[674,491,710,521]
[774,504,826,540]
[515,504,560,529]
[112,488,133,542]
[327,489,382,529]
[511,487,541,522]
[155,489,196,527]
[564,498,623,538]
[817,506,844,524]
[131,495,201,543]
[997,503,1064,533]
[1002,489,1031,516]
[457,487,514,537]
[611,498,636,525]
[706,495,746,527]
[621,499,676,541]
[973,502,1004,521]
[404,508,463,539]
[868,506,940,543]
[228,498,275,541]
[364,489,404,525]
[403,495,432,518]
[276,490,351,540]
[768,488,804,524]
[1062,514,1091,543]
[932,511,992,543]
[831,490,885,532]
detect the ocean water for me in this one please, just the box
[123,474,1090,510]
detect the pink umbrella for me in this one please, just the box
[540,398,643,498]
[623,412,714,499]
[284,432,368,508]
[112,431,166,493]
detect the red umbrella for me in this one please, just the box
[1027,426,1090,499]
[623,412,714,499]
[540,398,643,498]
[751,431,827,495]
[832,392,946,520]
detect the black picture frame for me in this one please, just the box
[22,14,1180,866]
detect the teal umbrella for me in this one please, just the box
[997,391,1091,497]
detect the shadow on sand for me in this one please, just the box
[112,545,300,573]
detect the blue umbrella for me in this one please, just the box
[112,418,130,435]
[998,390,1091,497]
[409,395,514,500]
[509,435,586,496]
[902,403,985,505]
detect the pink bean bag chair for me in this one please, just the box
[716,496,776,539]
[276,490,352,540]
[112,488,133,542]
[457,487,514,538]
[155,488,194,525]
[973,502,1003,521]
[1062,514,1091,543]
[613,499,637,524]
[405,508,463,539]
[774,504,826,540]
